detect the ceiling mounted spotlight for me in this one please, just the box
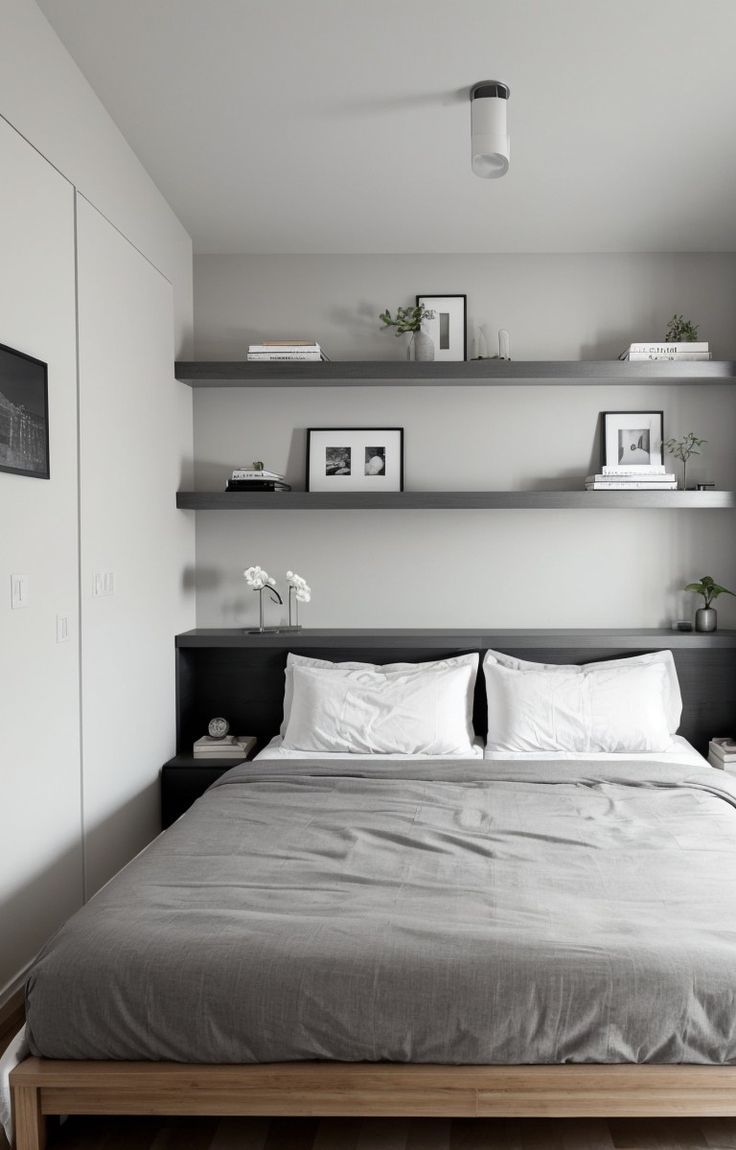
[470,81,510,179]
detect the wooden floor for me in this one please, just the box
[34,1114,736,1149]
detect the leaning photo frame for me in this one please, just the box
[306,428,404,493]
[416,294,467,362]
[601,410,664,471]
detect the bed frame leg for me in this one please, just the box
[12,1085,47,1150]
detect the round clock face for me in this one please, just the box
[208,716,230,739]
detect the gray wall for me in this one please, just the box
[192,253,736,631]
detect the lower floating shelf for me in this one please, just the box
[176,491,736,511]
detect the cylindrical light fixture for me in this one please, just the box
[470,81,510,178]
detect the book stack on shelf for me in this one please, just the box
[585,465,677,491]
[247,340,329,362]
[708,737,736,770]
[620,341,711,362]
[226,466,291,493]
[193,734,256,759]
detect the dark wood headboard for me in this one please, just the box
[175,628,736,756]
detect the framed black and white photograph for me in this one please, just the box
[307,428,404,492]
[0,342,50,479]
[602,410,664,470]
[416,294,467,362]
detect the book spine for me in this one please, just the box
[628,342,709,353]
[247,353,322,361]
[586,483,678,490]
[249,345,320,353]
[627,352,711,361]
[602,466,666,475]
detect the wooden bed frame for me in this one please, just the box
[11,629,736,1147]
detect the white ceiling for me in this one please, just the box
[37,0,736,254]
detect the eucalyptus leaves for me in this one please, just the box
[664,432,707,490]
[379,303,435,335]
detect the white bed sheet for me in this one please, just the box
[483,734,708,767]
[256,735,485,760]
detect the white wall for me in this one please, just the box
[192,254,736,631]
[0,0,193,356]
[77,197,195,894]
[0,0,195,1004]
[0,118,83,999]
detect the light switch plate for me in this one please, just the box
[56,614,70,642]
[10,574,29,609]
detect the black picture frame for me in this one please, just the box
[0,341,50,480]
[306,427,404,492]
[416,294,468,362]
[601,410,664,470]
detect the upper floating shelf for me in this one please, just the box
[176,491,736,510]
[175,360,736,387]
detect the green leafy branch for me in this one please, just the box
[379,304,435,336]
[664,432,706,464]
[664,314,699,342]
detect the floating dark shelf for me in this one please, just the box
[175,360,736,387]
[176,628,736,650]
[176,490,736,511]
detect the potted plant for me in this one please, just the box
[664,314,699,342]
[684,575,735,632]
[664,431,706,490]
[379,303,436,361]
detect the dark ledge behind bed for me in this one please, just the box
[174,628,736,757]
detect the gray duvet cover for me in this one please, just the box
[25,759,736,1064]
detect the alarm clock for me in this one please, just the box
[207,717,230,740]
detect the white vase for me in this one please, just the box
[413,329,435,362]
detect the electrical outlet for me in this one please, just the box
[56,614,70,642]
[10,574,29,609]
[93,571,115,597]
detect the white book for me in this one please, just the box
[231,471,285,481]
[629,342,709,353]
[588,473,675,483]
[627,352,711,361]
[586,482,677,491]
[247,353,322,361]
[249,341,321,350]
[193,734,256,757]
[602,465,666,476]
[709,738,736,761]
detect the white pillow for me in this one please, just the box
[484,659,672,753]
[280,650,479,741]
[483,648,682,734]
[282,663,477,756]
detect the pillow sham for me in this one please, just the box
[280,650,479,741]
[483,648,682,734]
[282,663,477,756]
[484,659,672,753]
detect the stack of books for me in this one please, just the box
[226,467,291,493]
[247,341,328,362]
[620,341,711,362]
[193,734,256,759]
[708,738,736,770]
[585,465,677,491]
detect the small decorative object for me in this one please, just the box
[498,329,511,360]
[664,432,707,490]
[243,565,283,632]
[286,570,311,628]
[601,411,664,469]
[379,303,436,361]
[416,295,467,361]
[671,620,694,633]
[684,575,735,633]
[664,314,699,342]
[306,428,404,492]
[0,342,50,479]
[207,717,230,740]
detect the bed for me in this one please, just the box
[10,630,736,1147]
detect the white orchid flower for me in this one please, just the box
[243,565,270,589]
[295,585,311,603]
[286,570,310,592]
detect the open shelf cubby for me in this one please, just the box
[175,360,736,387]
[176,491,736,511]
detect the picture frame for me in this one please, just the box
[0,342,50,479]
[306,428,404,492]
[416,294,467,362]
[601,410,664,470]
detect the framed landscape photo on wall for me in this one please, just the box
[602,410,664,470]
[306,428,404,492]
[416,294,467,361]
[0,342,50,479]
